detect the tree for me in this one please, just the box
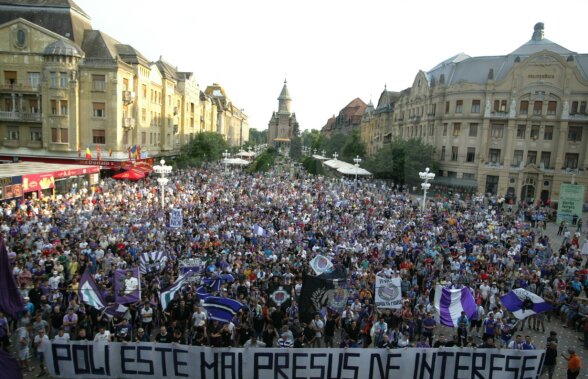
[340,130,366,162]
[300,129,322,151]
[177,132,229,166]
[289,122,302,160]
[322,133,347,157]
[248,128,268,146]
[364,138,439,184]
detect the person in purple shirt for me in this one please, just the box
[422,312,436,344]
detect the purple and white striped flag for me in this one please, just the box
[500,288,552,319]
[433,285,477,327]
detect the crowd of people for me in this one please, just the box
[0,159,587,378]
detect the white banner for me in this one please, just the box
[170,208,183,228]
[44,342,545,379]
[374,275,403,309]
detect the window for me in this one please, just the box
[530,125,540,139]
[471,100,480,113]
[28,99,38,113]
[442,123,448,136]
[92,102,106,118]
[544,125,553,140]
[92,129,105,144]
[491,124,504,138]
[455,100,463,113]
[142,84,147,99]
[489,149,501,163]
[533,101,542,115]
[50,72,57,88]
[451,146,459,161]
[141,108,146,122]
[51,128,65,143]
[453,123,461,137]
[445,101,450,114]
[30,128,42,141]
[547,101,556,115]
[123,78,129,91]
[469,123,478,137]
[447,171,457,178]
[7,127,19,140]
[50,100,58,115]
[571,101,579,114]
[493,100,507,112]
[519,100,529,115]
[28,72,40,89]
[463,173,475,180]
[540,152,551,168]
[568,126,582,142]
[92,75,106,91]
[60,100,68,115]
[122,130,129,145]
[60,72,68,88]
[516,125,526,139]
[565,153,579,169]
[527,150,537,165]
[580,101,587,114]
[466,147,476,162]
[513,150,523,166]
[141,132,147,145]
[430,104,436,116]
[440,146,446,161]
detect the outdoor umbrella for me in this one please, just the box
[112,169,145,181]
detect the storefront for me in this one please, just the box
[0,162,100,201]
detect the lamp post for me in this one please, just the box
[333,152,338,160]
[321,150,326,157]
[153,158,172,209]
[419,167,435,212]
[222,149,231,174]
[353,155,362,181]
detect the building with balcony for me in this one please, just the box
[361,23,588,203]
[0,0,247,167]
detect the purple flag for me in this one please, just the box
[501,288,553,319]
[0,348,22,379]
[0,238,24,317]
[114,267,141,304]
[433,285,477,327]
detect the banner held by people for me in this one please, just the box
[309,254,334,276]
[139,251,168,274]
[78,269,106,310]
[160,271,193,311]
[500,288,553,319]
[374,275,402,309]
[114,267,141,304]
[433,285,477,327]
[42,342,546,379]
[0,238,23,317]
[169,208,183,228]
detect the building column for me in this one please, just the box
[554,120,568,169]
[503,119,516,167]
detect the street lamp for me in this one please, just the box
[153,158,172,209]
[353,155,362,181]
[222,149,231,174]
[333,152,338,160]
[321,150,326,157]
[419,167,435,212]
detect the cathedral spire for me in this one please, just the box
[278,79,291,114]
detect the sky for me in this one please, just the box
[75,0,587,132]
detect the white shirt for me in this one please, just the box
[141,307,153,323]
[54,333,70,343]
[124,276,139,294]
[93,331,111,342]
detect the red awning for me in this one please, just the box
[112,169,145,181]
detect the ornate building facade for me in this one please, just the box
[321,98,367,138]
[0,0,247,167]
[362,23,588,203]
[267,80,298,147]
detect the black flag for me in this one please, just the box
[299,266,348,324]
